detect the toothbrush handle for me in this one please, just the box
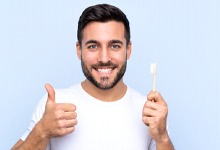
[152,73,156,92]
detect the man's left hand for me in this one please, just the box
[142,91,169,143]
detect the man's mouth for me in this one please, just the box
[92,62,117,74]
[97,68,113,73]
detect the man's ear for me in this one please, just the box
[126,41,132,60]
[76,41,81,60]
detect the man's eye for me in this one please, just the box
[88,45,98,49]
[111,45,121,49]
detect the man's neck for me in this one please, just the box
[81,80,127,102]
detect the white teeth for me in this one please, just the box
[97,68,112,73]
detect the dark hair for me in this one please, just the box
[77,4,130,46]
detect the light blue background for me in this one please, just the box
[1,0,220,149]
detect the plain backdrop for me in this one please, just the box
[1,0,220,149]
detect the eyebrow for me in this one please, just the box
[108,40,123,45]
[85,40,99,45]
[85,39,123,45]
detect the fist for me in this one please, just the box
[142,91,169,143]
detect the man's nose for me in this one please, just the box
[98,48,111,63]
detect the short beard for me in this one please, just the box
[81,59,127,90]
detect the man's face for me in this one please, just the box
[77,21,132,89]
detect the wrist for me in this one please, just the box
[35,120,50,141]
[155,132,174,150]
[158,132,170,143]
[18,121,50,150]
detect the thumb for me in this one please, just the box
[45,83,55,103]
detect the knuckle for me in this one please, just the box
[72,127,76,131]
[59,128,67,136]
[161,106,168,114]
[72,126,76,132]
[73,112,77,118]
[57,120,65,128]
[68,112,77,119]
[54,111,59,119]
[55,110,63,119]
[74,119,78,125]
[68,127,75,133]
[147,94,151,100]
[144,101,150,107]
[164,107,168,113]
[142,116,146,123]
[143,108,150,116]
[155,92,160,97]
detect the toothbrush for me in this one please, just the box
[150,63,157,101]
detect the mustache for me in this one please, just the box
[91,61,118,68]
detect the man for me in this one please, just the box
[12,4,174,150]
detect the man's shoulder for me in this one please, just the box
[128,86,146,98]
[54,83,82,103]
[55,83,81,93]
[127,86,147,104]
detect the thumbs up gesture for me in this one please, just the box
[38,83,77,139]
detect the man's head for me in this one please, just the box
[76,4,132,90]
[77,4,130,47]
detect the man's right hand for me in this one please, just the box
[38,83,77,139]
[11,83,77,150]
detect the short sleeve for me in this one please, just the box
[149,138,156,150]
[20,94,47,141]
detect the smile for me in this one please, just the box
[97,68,112,73]
[92,62,117,74]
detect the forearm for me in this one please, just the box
[12,122,50,150]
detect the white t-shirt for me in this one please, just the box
[21,84,156,150]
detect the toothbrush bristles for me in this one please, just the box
[150,63,157,74]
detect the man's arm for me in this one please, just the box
[143,91,174,150]
[151,130,174,150]
[155,132,174,150]
[11,84,77,150]
[11,122,49,150]
[11,140,23,150]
